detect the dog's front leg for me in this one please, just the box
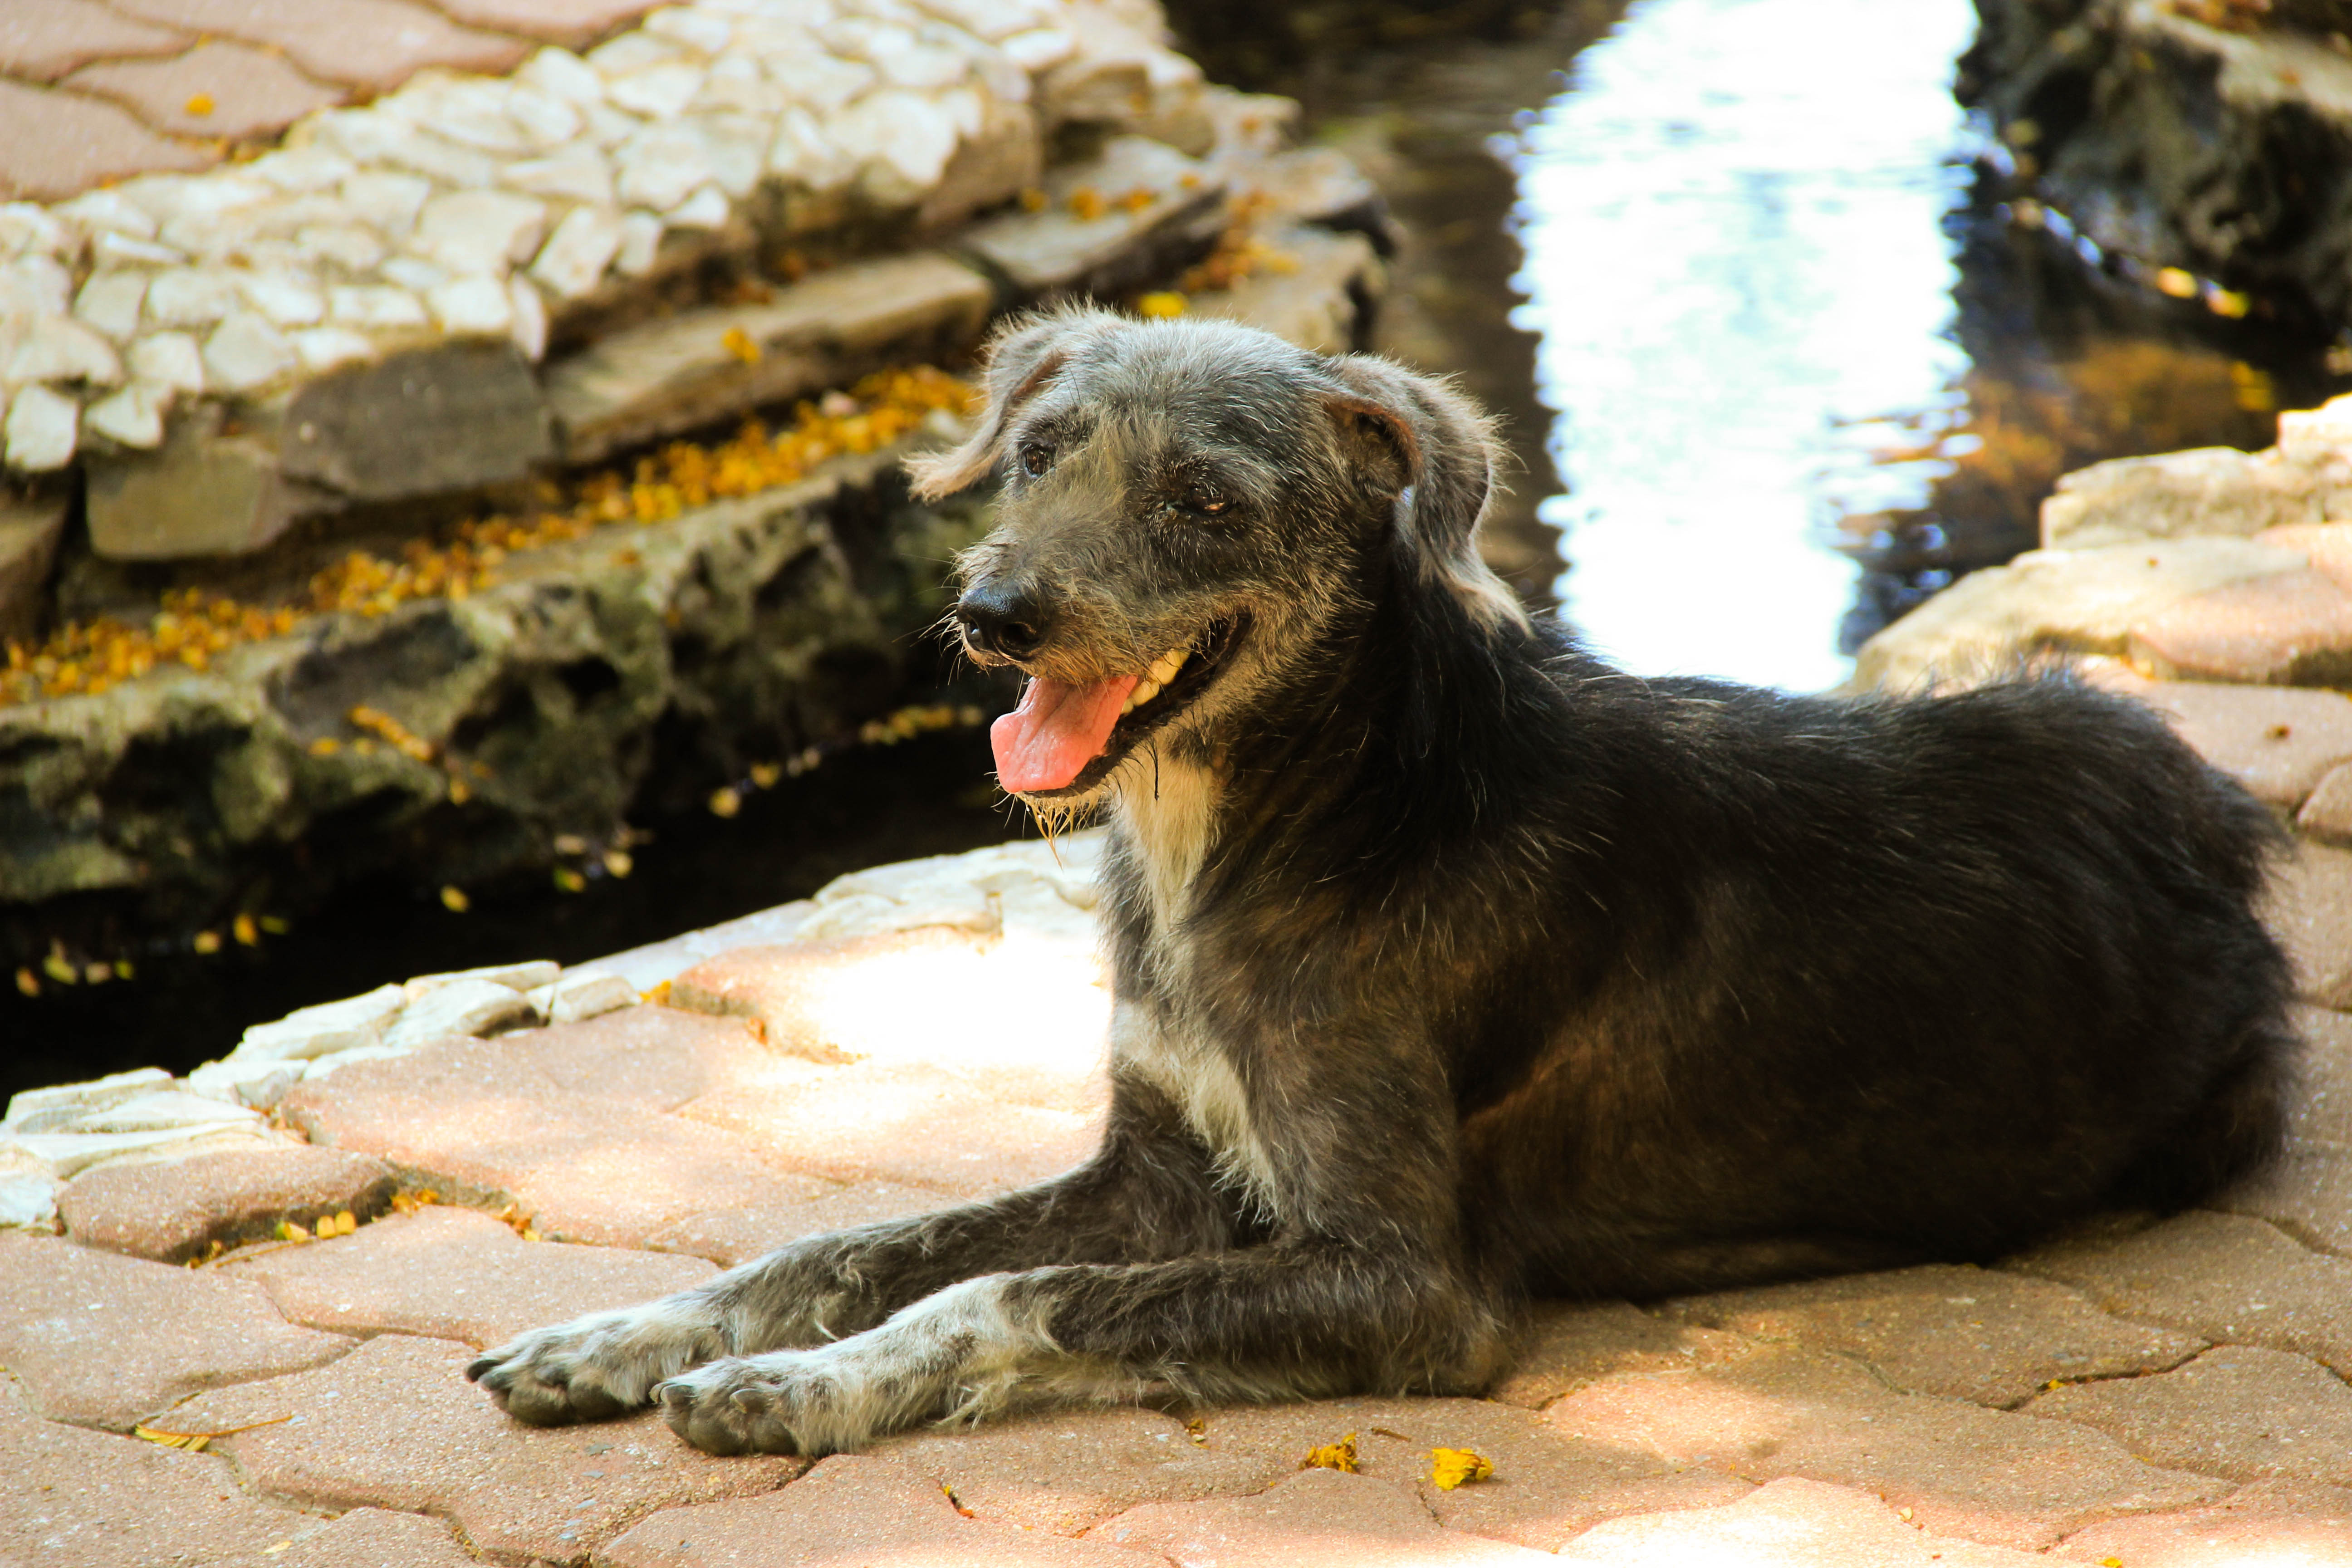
[655,1237,1502,1455]
[470,1093,1227,1425]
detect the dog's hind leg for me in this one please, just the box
[654,1238,1507,1455]
[469,1089,1230,1426]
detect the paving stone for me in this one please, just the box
[667,932,1112,1113]
[279,338,555,505]
[2218,1137,2352,1257]
[168,1333,801,1566]
[2004,1210,2352,1375]
[0,488,66,644]
[2107,673,2352,810]
[105,0,530,93]
[2029,1345,2352,1485]
[83,399,304,560]
[959,134,1226,303]
[218,1202,713,1347]
[1089,1465,1557,1565]
[1488,1298,1754,1409]
[646,1180,946,1266]
[2297,759,2352,843]
[63,39,347,141]
[2057,1477,2352,1566]
[0,1231,352,1429]
[264,1506,481,1567]
[0,1373,305,1568]
[1187,225,1382,355]
[0,77,211,202]
[545,251,991,463]
[2041,447,2328,550]
[0,0,191,83]
[428,0,656,46]
[602,1452,1162,1565]
[1185,1395,1753,1552]
[871,1405,1279,1536]
[2129,568,2352,686]
[1553,1476,2048,1567]
[675,1058,1103,1198]
[2282,1002,2352,1144]
[57,1144,395,1262]
[2263,838,2352,1007]
[1541,1338,2223,1549]
[1852,539,2310,694]
[282,1013,819,1245]
[1662,1262,2204,1407]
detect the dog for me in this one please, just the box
[469,306,2296,1457]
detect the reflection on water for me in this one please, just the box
[1511,0,1981,691]
[1509,0,2336,690]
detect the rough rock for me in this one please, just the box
[959,133,1225,302]
[231,984,408,1064]
[165,1333,800,1566]
[0,443,988,923]
[2028,1344,2352,1485]
[81,398,305,559]
[1852,537,2307,693]
[0,487,67,643]
[380,974,538,1049]
[2003,1210,2352,1375]
[1964,0,2352,336]
[4,1065,172,1127]
[275,338,554,505]
[1187,224,1382,355]
[1661,1262,2203,1407]
[0,1231,352,1428]
[546,251,990,462]
[56,1144,395,1262]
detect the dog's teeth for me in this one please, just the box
[1147,647,1190,685]
[1127,678,1162,714]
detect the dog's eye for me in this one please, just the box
[1186,485,1230,516]
[1019,443,1053,477]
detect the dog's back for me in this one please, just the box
[1405,643,2294,1297]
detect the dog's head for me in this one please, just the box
[910,305,1527,805]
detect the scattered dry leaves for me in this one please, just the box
[1301,1433,1359,1474]
[1429,1447,1493,1490]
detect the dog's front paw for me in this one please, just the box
[657,1348,920,1456]
[468,1298,724,1425]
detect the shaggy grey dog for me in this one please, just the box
[470,307,2294,1456]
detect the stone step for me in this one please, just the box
[547,251,992,464]
[956,133,1226,304]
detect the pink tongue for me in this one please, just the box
[991,674,1140,793]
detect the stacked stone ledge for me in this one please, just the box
[0,0,1395,931]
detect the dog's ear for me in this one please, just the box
[1324,356,1531,636]
[905,308,1118,500]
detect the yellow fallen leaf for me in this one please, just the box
[722,326,762,365]
[233,912,259,946]
[440,885,470,912]
[1430,1447,1493,1490]
[1137,291,1186,318]
[1301,1433,1358,1473]
[2101,1558,2123,1568]
[2155,266,2199,299]
[185,93,215,117]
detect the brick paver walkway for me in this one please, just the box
[0,0,657,201]
[4,800,2352,1563]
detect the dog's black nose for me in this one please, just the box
[957,583,1051,660]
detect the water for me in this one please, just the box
[1503,0,2336,689]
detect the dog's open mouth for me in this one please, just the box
[991,619,1243,797]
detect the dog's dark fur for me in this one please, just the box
[469,308,2296,1456]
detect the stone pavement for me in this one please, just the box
[7,781,2352,1562]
